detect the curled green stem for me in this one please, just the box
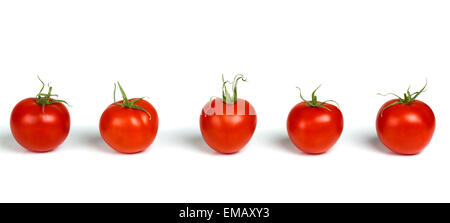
[378,80,428,115]
[35,76,69,112]
[113,82,151,119]
[221,74,247,104]
[296,85,339,111]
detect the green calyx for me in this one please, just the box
[378,80,428,114]
[35,76,69,112]
[113,82,151,119]
[222,74,247,104]
[296,85,339,111]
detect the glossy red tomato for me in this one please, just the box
[200,74,257,154]
[100,83,158,154]
[286,86,343,154]
[376,99,435,155]
[200,98,257,154]
[10,79,70,152]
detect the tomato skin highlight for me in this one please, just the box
[200,98,257,154]
[10,98,71,152]
[376,99,435,155]
[99,99,158,154]
[286,102,343,154]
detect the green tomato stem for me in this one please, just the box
[113,82,151,119]
[221,74,247,104]
[35,76,69,112]
[296,85,339,111]
[378,80,428,115]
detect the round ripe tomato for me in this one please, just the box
[199,74,257,154]
[10,78,70,152]
[99,82,158,154]
[286,86,343,154]
[200,98,257,154]
[376,83,435,155]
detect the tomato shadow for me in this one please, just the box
[85,134,116,154]
[278,136,305,155]
[185,135,218,155]
[172,130,218,155]
[0,132,29,153]
[366,135,395,155]
[265,132,306,155]
[353,130,395,155]
[70,129,117,154]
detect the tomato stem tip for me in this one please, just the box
[378,80,428,115]
[221,74,247,105]
[296,85,339,111]
[35,76,69,112]
[113,82,152,119]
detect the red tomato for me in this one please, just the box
[376,82,435,155]
[10,78,70,152]
[200,74,257,154]
[376,99,435,155]
[200,98,257,154]
[286,86,343,154]
[100,83,158,154]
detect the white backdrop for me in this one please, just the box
[0,0,449,202]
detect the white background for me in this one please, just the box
[0,0,449,202]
